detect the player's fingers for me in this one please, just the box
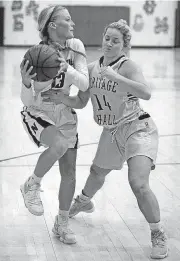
[31,73,37,79]
[41,90,56,97]
[26,66,33,75]
[22,60,29,73]
[57,50,65,58]
[20,58,25,70]
[57,57,65,63]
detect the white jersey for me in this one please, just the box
[89,55,143,128]
[21,38,89,112]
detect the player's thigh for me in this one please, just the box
[40,125,67,148]
[93,128,125,170]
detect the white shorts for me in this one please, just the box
[93,115,158,170]
[20,106,78,148]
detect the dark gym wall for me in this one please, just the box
[65,6,130,46]
[175,1,180,47]
[0,6,4,46]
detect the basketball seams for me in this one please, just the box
[41,67,52,80]
[36,45,44,81]
[41,51,59,67]
[23,44,59,81]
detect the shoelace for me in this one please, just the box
[57,217,74,235]
[27,184,43,206]
[151,230,167,248]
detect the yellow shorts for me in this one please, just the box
[93,115,158,170]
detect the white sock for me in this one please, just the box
[79,191,90,202]
[59,209,69,218]
[58,210,69,222]
[149,221,162,231]
[27,173,42,185]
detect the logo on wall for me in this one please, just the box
[11,1,23,31]
[11,0,39,32]
[133,14,144,32]
[11,0,23,11]
[143,1,156,15]
[26,1,39,21]
[154,17,169,34]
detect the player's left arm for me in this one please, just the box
[65,39,89,92]
[101,60,151,100]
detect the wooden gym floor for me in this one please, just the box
[0,47,180,260]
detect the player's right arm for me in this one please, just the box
[42,89,90,109]
[20,60,52,106]
[41,62,94,108]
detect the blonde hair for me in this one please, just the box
[38,5,66,42]
[103,19,131,50]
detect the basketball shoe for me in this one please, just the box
[151,228,168,259]
[52,215,76,244]
[69,195,95,218]
[20,177,44,216]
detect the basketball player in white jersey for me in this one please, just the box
[42,19,168,258]
[20,5,89,244]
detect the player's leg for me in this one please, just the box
[20,109,68,216]
[69,164,111,218]
[52,148,77,244]
[69,128,124,218]
[126,116,168,259]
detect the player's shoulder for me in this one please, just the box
[88,60,99,74]
[67,38,85,54]
[121,58,141,74]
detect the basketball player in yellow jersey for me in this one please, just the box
[43,19,168,258]
[20,5,89,244]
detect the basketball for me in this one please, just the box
[24,44,60,82]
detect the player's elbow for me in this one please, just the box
[79,76,89,92]
[140,84,151,100]
[144,86,151,100]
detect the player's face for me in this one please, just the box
[53,9,75,40]
[102,28,124,58]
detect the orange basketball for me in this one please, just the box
[24,44,60,82]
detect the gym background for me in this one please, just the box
[0,0,180,47]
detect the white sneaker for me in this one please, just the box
[20,180,44,216]
[151,228,168,259]
[52,215,76,244]
[69,195,95,218]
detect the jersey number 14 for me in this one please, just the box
[94,94,112,111]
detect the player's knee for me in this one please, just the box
[129,178,150,197]
[90,164,110,182]
[50,136,68,158]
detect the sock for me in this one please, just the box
[79,190,90,201]
[58,210,69,223]
[27,173,42,185]
[149,221,162,231]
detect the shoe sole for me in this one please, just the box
[20,185,44,216]
[150,250,168,259]
[52,228,76,244]
[69,206,95,218]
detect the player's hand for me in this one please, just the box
[57,51,69,73]
[20,59,37,88]
[99,66,118,81]
[41,89,66,104]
